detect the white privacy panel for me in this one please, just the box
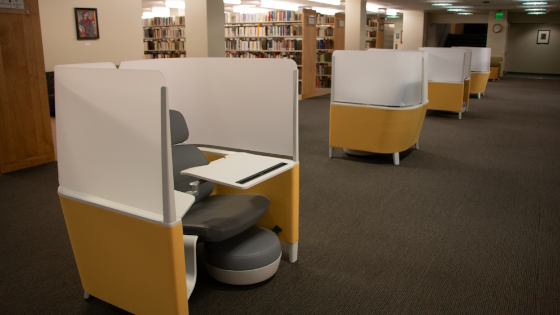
[454,47,490,72]
[120,58,297,158]
[463,49,472,79]
[422,51,429,104]
[334,50,424,106]
[419,48,465,83]
[55,67,168,220]
[56,62,117,69]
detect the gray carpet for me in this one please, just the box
[1,77,559,314]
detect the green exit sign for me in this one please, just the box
[496,11,504,19]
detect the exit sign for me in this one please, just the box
[496,11,503,20]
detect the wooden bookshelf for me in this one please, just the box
[365,17,385,49]
[142,16,186,59]
[224,10,316,99]
[315,13,345,89]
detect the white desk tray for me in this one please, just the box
[180,152,296,189]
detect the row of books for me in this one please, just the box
[317,15,334,24]
[226,11,302,23]
[317,52,332,63]
[366,41,376,48]
[367,19,377,27]
[317,27,334,37]
[144,28,185,39]
[316,78,331,88]
[225,52,302,65]
[144,40,185,51]
[225,25,303,37]
[317,39,334,50]
[366,30,377,38]
[316,65,332,75]
[143,52,186,59]
[226,39,303,51]
[143,16,185,27]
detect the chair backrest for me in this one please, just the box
[491,57,503,67]
[169,110,214,203]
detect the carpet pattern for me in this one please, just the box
[1,77,559,314]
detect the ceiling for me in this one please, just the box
[142,0,559,14]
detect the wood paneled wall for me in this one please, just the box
[376,18,385,48]
[333,13,345,51]
[302,9,317,100]
[0,0,55,174]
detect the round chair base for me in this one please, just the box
[204,226,282,285]
[343,148,375,156]
[205,254,281,285]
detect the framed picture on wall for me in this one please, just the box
[75,8,99,40]
[537,30,550,44]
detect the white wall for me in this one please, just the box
[428,13,488,24]
[402,11,425,50]
[38,0,143,71]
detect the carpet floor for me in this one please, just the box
[1,77,559,314]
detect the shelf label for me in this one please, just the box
[339,20,344,28]
[308,16,315,25]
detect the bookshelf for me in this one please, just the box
[365,17,384,49]
[143,16,186,59]
[224,9,316,99]
[315,13,344,90]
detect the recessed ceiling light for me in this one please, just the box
[260,0,300,11]
[366,4,380,12]
[431,3,452,6]
[457,12,473,15]
[386,9,398,15]
[312,7,341,15]
[522,1,547,5]
[447,8,465,12]
[527,11,546,14]
[309,0,341,5]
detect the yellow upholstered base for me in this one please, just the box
[329,103,428,154]
[60,195,189,315]
[427,82,464,113]
[202,152,300,245]
[470,72,490,94]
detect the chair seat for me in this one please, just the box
[181,194,270,242]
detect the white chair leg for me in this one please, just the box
[329,147,333,158]
[392,152,400,166]
[288,241,298,263]
[482,92,485,96]
[458,112,462,120]
[478,93,481,99]
[84,290,90,299]
[414,142,419,150]
[183,235,198,300]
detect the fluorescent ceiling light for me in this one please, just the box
[522,1,547,5]
[224,0,242,4]
[233,5,269,13]
[386,9,398,15]
[152,7,171,17]
[527,11,546,14]
[260,1,300,11]
[313,7,341,15]
[310,0,341,5]
[447,8,465,11]
[431,3,452,6]
[165,1,184,9]
[142,12,154,19]
[525,7,546,10]
[386,15,399,18]
[457,12,473,15]
[366,4,380,12]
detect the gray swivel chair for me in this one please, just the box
[169,110,282,292]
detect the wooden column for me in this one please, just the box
[333,13,345,51]
[451,24,464,35]
[376,18,385,48]
[302,9,317,100]
[0,0,55,174]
